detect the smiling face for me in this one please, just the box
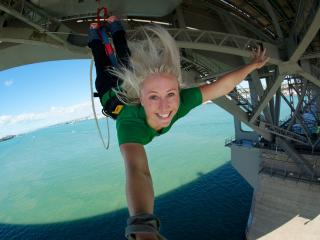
[140,73,180,131]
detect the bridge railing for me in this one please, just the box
[260,149,320,183]
[261,122,309,145]
[228,89,253,112]
[225,136,236,146]
[190,52,224,74]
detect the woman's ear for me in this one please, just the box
[139,95,144,106]
[139,89,144,106]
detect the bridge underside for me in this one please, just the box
[1,0,320,238]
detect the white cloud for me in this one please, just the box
[4,80,14,87]
[0,100,104,138]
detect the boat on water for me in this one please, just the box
[0,135,16,142]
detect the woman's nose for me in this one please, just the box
[159,98,169,111]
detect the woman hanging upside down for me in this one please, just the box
[88,16,269,240]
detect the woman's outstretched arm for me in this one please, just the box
[200,47,269,102]
[120,143,155,216]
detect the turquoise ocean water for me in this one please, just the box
[0,103,254,240]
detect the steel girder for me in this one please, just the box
[0,0,78,51]
[289,1,320,62]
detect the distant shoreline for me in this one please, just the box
[0,115,94,140]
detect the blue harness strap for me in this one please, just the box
[99,29,118,67]
[97,6,118,68]
[95,5,123,119]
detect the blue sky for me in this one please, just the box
[0,60,92,115]
[0,60,103,137]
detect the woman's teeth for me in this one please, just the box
[158,113,170,118]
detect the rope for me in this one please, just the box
[90,57,110,150]
[88,1,112,150]
[97,5,108,28]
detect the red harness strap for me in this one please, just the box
[96,5,108,29]
[96,4,117,67]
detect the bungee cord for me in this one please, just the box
[90,57,110,150]
[88,0,114,151]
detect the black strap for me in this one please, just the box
[125,213,166,240]
[103,96,124,119]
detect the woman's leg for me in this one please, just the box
[88,20,130,101]
[112,30,131,68]
[103,17,130,69]
[88,27,118,100]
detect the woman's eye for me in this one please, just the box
[149,95,158,100]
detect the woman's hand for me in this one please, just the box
[251,46,270,69]
[200,46,270,102]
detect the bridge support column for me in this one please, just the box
[246,174,320,240]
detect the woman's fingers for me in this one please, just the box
[257,47,267,60]
[249,45,269,68]
[251,46,269,68]
[262,47,267,57]
[257,56,270,68]
[257,46,261,56]
[261,57,270,66]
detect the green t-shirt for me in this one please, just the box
[116,87,203,145]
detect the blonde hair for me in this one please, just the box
[111,25,182,104]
